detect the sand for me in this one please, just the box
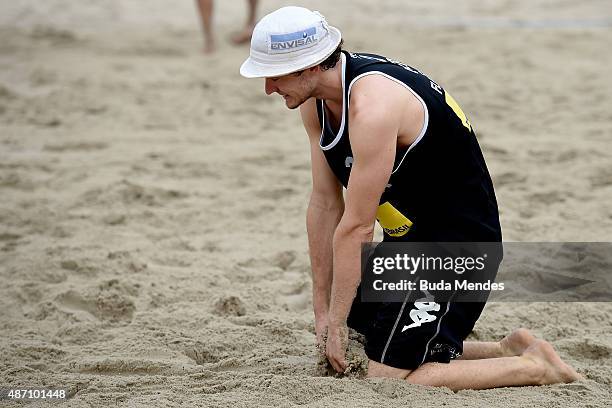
[1,0,611,406]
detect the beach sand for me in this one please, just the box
[1,0,611,406]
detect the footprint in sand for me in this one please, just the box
[55,280,137,322]
[279,290,310,312]
[560,339,611,360]
[59,259,98,277]
[213,295,246,317]
[55,290,100,321]
[184,344,222,365]
[271,250,297,271]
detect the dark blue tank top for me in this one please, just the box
[316,51,501,242]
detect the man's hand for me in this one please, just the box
[325,322,349,373]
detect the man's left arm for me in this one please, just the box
[325,79,403,372]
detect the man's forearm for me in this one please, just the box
[328,223,373,325]
[306,199,343,317]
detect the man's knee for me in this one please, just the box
[405,362,446,387]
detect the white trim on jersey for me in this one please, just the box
[319,52,347,151]
[346,71,430,174]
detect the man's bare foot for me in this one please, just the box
[522,339,582,385]
[204,40,215,54]
[500,328,537,357]
[230,26,254,45]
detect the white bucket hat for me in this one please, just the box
[240,6,342,78]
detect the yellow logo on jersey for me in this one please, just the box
[445,91,472,132]
[376,201,413,237]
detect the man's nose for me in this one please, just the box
[265,78,277,95]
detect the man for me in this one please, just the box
[196,0,258,53]
[240,6,581,389]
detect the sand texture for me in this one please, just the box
[1,0,611,406]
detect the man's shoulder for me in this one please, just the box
[348,75,409,117]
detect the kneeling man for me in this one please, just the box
[240,6,581,389]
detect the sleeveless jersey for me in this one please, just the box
[316,51,501,242]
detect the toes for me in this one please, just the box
[513,327,536,344]
[501,328,538,356]
[532,340,581,384]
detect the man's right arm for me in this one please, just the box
[300,98,344,346]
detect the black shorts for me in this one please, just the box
[347,285,486,370]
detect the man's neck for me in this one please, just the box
[312,57,344,107]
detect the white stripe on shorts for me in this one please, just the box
[380,292,411,364]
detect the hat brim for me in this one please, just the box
[240,26,342,78]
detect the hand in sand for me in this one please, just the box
[326,322,348,373]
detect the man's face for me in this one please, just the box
[264,69,315,109]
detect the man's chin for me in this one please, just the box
[285,98,305,110]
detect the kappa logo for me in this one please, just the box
[402,290,440,332]
[269,27,318,54]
